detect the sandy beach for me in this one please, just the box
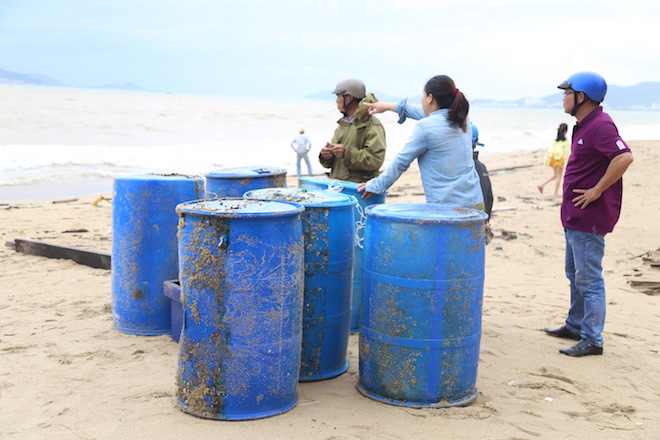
[1,141,659,440]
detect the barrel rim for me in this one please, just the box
[114,173,204,182]
[205,166,287,179]
[355,382,478,408]
[297,176,359,190]
[244,188,357,208]
[365,203,488,223]
[297,176,389,197]
[176,197,304,218]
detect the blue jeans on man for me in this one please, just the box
[563,227,606,347]
[297,153,313,178]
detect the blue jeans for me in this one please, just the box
[296,153,313,178]
[564,227,606,347]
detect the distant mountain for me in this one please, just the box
[584,82,660,110]
[0,68,63,86]
[305,90,333,100]
[0,67,145,92]
[310,82,660,111]
[473,82,660,111]
[306,90,404,103]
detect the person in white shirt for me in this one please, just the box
[291,127,313,178]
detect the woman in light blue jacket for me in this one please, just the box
[358,75,484,211]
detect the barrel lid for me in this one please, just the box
[366,203,488,224]
[244,188,356,208]
[205,166,286,179]
[176,198,304,218]
[115,173,203,182]
[297,176,359,191]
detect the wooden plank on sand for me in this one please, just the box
[627,279,660,295]
[13,239,111,270]
[490,164,534,172]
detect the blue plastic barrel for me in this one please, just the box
[357,204,488,408]
[205,166,287,198]
[297,176,385,333]
[111,174,204,335]
[175,198,304,420]
[244,188,355,382]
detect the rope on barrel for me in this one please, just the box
[354,203,366,249]
[324,182,365,248]
[325,181,344,192]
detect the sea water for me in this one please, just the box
[1,84,658,200]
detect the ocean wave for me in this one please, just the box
[2,85,658,187]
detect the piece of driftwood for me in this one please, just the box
[627,279,660,295]
[490,164,535,172]
[13,239,111,270]
[92,196,112,207]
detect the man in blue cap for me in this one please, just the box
[544,72,633,357]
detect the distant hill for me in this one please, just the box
[2,66,657,109]
[306,90,404,103]
[0,67,145,92]
[0,68,63,86]
[310,82,660,111]
[473,82,660,111]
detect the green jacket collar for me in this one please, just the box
[338,93,379,126]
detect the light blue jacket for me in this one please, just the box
[365,99,483,208]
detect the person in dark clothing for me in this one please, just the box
[470,122,493,243]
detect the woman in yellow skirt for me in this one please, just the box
[537,123,570,197]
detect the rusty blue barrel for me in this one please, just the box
[244,188,355,382]
[175,198,304,420]
[357,204,487,408]
[205,166,287,198]
[111,174,204,335]
[297,176,385,333]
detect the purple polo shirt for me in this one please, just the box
[561,107,631,234]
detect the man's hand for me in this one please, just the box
[320,143,334,160]
[333,144,346,158]
[572,188,602,209]
[572,152,633,209]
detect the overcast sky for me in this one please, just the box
[1,0,658,101]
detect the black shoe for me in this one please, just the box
[559,340,603,357]
[544,325,581,341]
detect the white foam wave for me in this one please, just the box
[1,85,658,188]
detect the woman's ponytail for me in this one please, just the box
[424,75,469,132]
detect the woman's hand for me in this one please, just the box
[363,101,397,115]
[357,183,373,199]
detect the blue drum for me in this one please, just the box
[111,174,203,335]
[297,176,385,333]
[358,204,487,408]
[244,188,355,381]
[175,198,304,420]
[205,166,286,198]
